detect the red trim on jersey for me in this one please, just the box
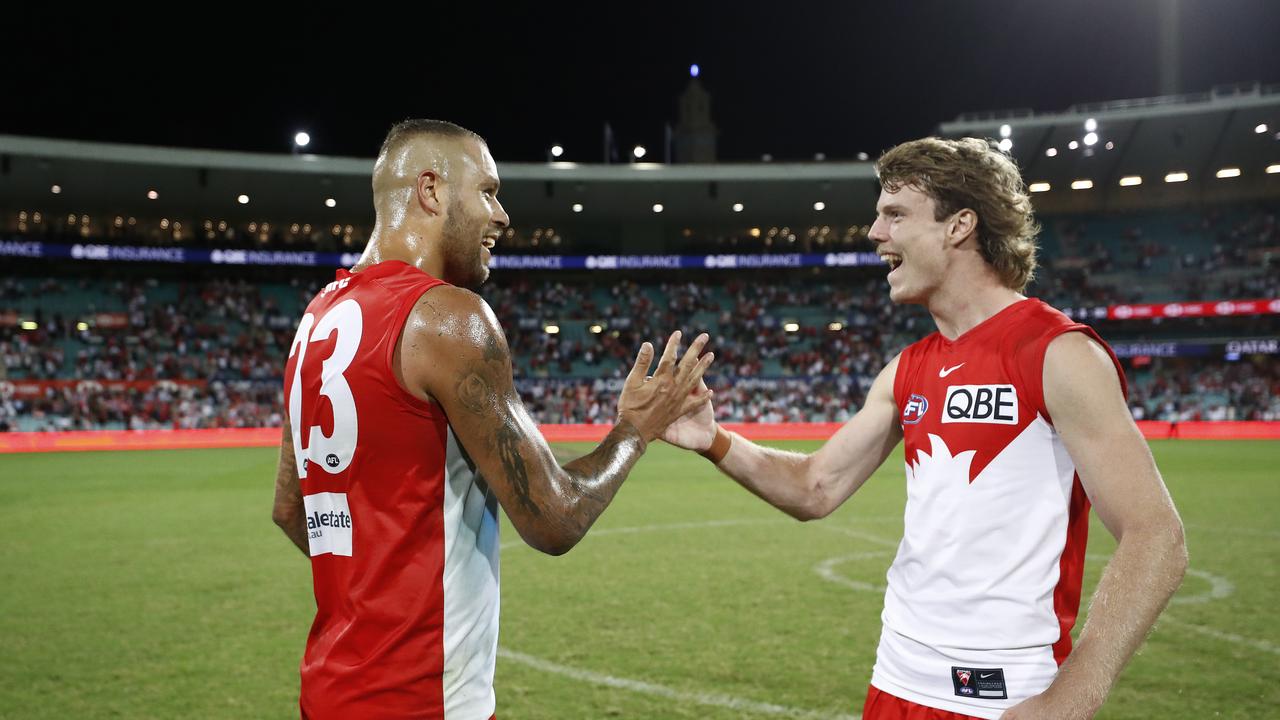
[1052,474,1091,664]
[863,685,985,720]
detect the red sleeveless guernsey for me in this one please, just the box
[283,260,500,719]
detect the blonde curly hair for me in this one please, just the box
[876,137,1040,292]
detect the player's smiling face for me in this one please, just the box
[441,139,509,290]
[868,185,951,305]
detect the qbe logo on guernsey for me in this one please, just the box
[942,384,1019,424]
[303,492,354,557]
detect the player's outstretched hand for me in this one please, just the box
[616,331,714,442]
[661,378,716,451]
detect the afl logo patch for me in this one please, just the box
[902,394,929,424]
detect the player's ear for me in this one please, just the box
[948,209,978,248]
[417,170,444,216]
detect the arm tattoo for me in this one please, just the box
[495,420,540,516]
[454,323,506,415]
[456,372,491,415]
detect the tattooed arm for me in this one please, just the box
[396,286,714,555]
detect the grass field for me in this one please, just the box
[1,440,1277,719]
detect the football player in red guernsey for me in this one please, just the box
[272,119,714,720]
[663,137,1187,720]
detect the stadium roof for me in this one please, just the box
[940,83,1280,211]
[0,135,879,226]
[2,85,1278,229]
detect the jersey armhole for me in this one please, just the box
[383,280,448,420]
[891,345,913,414]
[1028,326,1128,427]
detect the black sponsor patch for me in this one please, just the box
[951,666,1007,700]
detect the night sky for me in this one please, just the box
[6,1,1279,162]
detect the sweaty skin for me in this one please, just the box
[275,130,717,557]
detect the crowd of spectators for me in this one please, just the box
[3,261,1275,430]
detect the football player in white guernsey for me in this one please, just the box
[663,138,1187,719]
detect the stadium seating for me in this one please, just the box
[2,202,1277,430]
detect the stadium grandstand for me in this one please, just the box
[5,2,1280,714]
[2,84,1278,435]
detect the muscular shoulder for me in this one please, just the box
[398,285,512,403]
[1044,331,1114,381]
[402,284,508,360]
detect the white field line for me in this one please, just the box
[1160,616,1280,656]
[502,515,1272,716]
[498,648,861,720]
[500,518,788,551]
